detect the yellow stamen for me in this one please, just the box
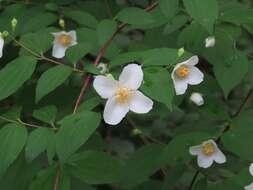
[116,87,131,104]
[58,34,72,47]
[202,142,215,156]
[176,66,189,78]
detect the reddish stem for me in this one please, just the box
[73,1,158,112]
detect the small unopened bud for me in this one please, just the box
[59,19,65,29]
[178,47,185,57]
[132,128,142,136]
[11,18,18,31]
[2,31,9,38]
[190,92,204,106]
[205,36,215,48]
[97,62,108,74]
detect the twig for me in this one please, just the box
[188,89,253,190]
[188,170,199,190]
[73,1,159,112]
[12,37,83,73]
[54,3,159,190]
[0,115,57,130]
[53,163,61,190]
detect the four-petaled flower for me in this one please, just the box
[189,140,226,168]
[51,30,77,59]
[93,64,153,125]
[171,56,204,95]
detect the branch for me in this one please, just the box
[188,89,253,190]
[73,1,159,112]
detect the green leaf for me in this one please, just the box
[163,14,188,35]
[36,65,72,103]
[178,22,208,53]
[206,179,243,190]
[68,151,124,184]
[0,124,28,176]
[19,27,57,55]
[0,56,37,101]
[0,154,41,190]
[162,164,186,190]
[19,13,57,34]
[183,0,218,33]
[142,68,174,110]
[29,165,55,190]
[141,48,179,66]
[2,106,22,120]
[118,144,167,188]
[25,128,55,162]
[221,110,253,160]
[64,10,98,29]
[56,111,101,163]
[220,3,253,25]
[116,7,154,25]
[66,42,93,64]
[33,105,57,125]
[213,52,249,97]
[159,0,179,19]
[97,19,117,45]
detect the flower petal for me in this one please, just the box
[184,56,199,66]
[93,76,118,99]
[0,37,4,58]
[68,30,77,43]
[187,66,204,85]
[189,145,202,156]
[245,183,253,190]
[197,154,214,168]
[103,97,129,125]
[52,44,67,58]
[172,78,188,95]
[119,64,143,90]
[129,90,153,114]
[213,149,226,164]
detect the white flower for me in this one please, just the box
[189,139,226,168]
[51,30,77,58]
[93,64,153,125]
[171,56,204,95]
[245,183,253,190]
[190,92,204,106]
[0,35,4,58]
[205,36,216,48]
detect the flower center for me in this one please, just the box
[58,34,72,47]
[176,66,189,78]
[116,87,131,104]
[202,142,215,156]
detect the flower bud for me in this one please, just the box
[2,31,9,38]
[205,36,215,48]
[132,128,142,136]
[11,18,18,31]
[177,47,185,57]
[97,62,108,74]
[59,19,65,29]
[190,92,204,106]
